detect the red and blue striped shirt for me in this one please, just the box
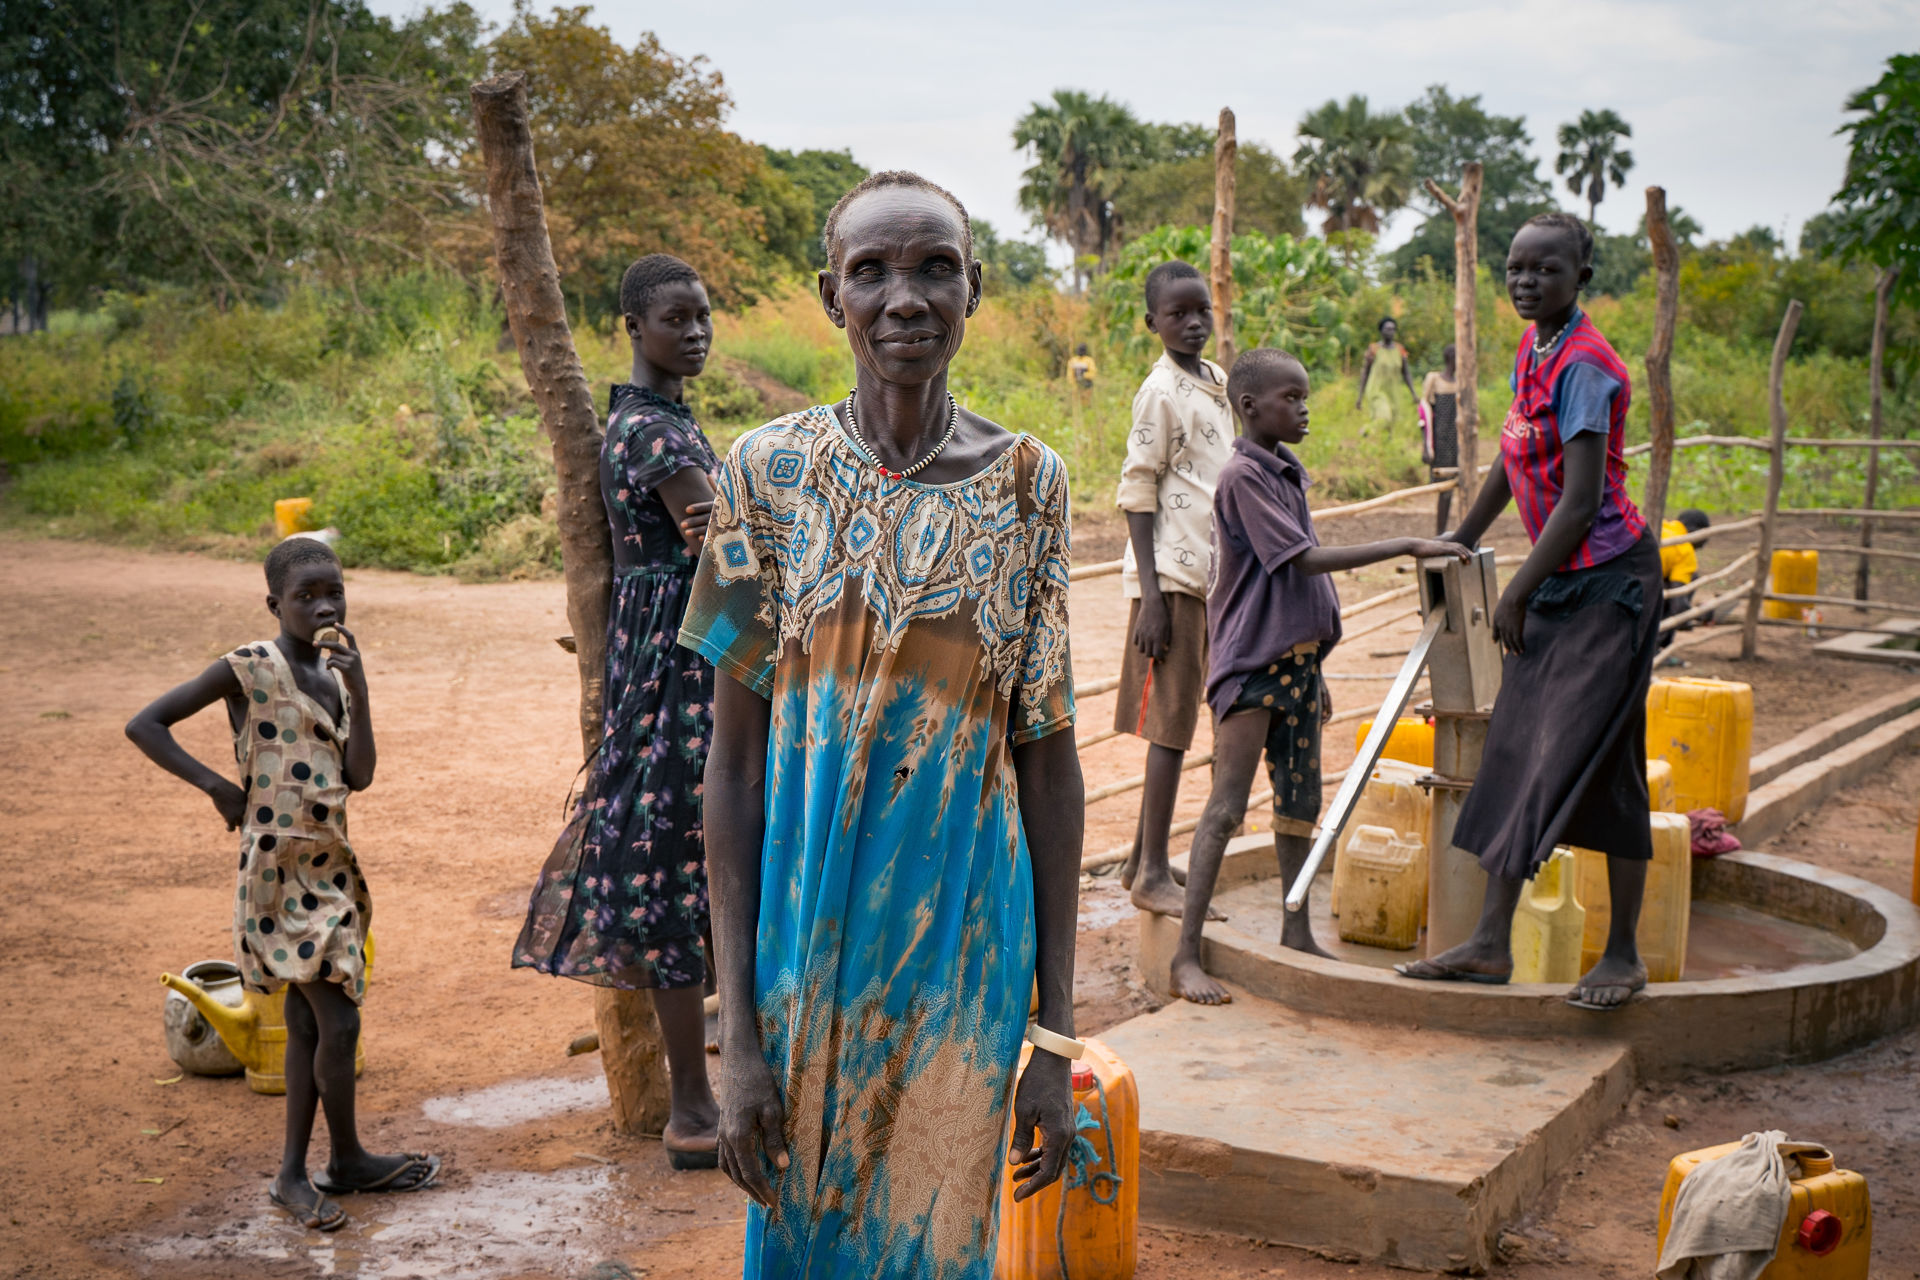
[1502,309,1646,572]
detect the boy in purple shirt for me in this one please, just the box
[1163,349,1466,1006]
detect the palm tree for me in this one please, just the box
[1014,90,1148,289]
[1555,110,1635,228]
[1293,95,1414,236]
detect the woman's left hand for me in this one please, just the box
[1007,1049,1075,1201]
[1492,589,1528,655]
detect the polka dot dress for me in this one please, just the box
[224,642,370,1005]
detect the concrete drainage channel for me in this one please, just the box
[1106,682,1920,1273]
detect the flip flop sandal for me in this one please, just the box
[1393,958,1510,985]
[315,1153,441,1195]
[1566,988,1642,1012]
[268,1186,348,1232]
[665,1142,720,1172]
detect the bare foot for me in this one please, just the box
[1169,954,1232,1005]
[1279,917,1335,959]
[1568,956,1646,1010]
[1131,873,1224,920]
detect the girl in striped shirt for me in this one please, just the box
[1396,213,1662,1012]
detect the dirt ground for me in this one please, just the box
[2,511,1917,1280]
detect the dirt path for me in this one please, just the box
[1,526,1916,1279]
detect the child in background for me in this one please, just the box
[1165,349,1467,1004]
[127,538,437,1231]
[1659,508,1711,652]
[1115,261,1235,919]
[1420,343,1460,533]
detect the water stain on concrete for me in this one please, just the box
[419,1073,609,1129]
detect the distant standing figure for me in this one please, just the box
[1355,316,1416,431]
[514,253,721,1168]
[1421,342,1461,533]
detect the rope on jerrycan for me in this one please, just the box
[1054,1073,1123,1280]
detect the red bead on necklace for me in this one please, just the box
[845,388,960,481]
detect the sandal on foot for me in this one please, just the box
[1566,985,1643,1012]
[315,1153,440,1195]
[1394,958,1510,985]
[665,1140,719,1171]
[269,1185,347,1232]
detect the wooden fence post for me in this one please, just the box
[1740,299,1803,661]
[1642,187,1680,529]
[1424,163,1482,507]
[1211,107,1237,371]
[1857,265,1898,603]
[470,70,670,1136]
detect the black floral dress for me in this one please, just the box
[514,385,718,990]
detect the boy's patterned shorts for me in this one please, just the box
[1230,644,1326,836]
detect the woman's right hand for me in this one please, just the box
[206,778,246,831]
[718,1048,789,1208]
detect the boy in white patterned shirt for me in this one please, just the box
[1116,261,1235,917]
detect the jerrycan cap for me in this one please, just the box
[1797,1209,1843,1256]
[1071,1061,1095,1090]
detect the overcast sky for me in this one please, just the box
[377,0,1916,257]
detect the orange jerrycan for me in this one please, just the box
[1764,550,1820,620]
[1647,677,1753,822]
[997,1038,1138,1280]
[1353,717,1434,768]
[1657,1142,1870,1278]
[1573,812,1692,982]
[1331,759,1429,918]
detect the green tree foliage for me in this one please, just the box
[1390,86,1554,280]
[488,4,787,318]
[1100,224,1358,366]
[1013,89,1150,286]
[1114,142,1306,241]
[1824,52,1920,306]
[973,220,1052,290]
[1555,108,1635,227]
[0,0,487,309]
[761,147,869,270]
[1295,95,1414,235]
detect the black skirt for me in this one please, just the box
[1452,530,1662,879]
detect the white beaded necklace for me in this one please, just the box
[844,387,960,481]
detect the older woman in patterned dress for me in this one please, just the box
[682,173,1085,1279]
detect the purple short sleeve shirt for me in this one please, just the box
[1205,437,1343,718]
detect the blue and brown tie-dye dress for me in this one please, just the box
[679,405,1074,1280]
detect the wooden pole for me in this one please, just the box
[1424,162,1482,506]
[1642,186,1680,529]
[1210,107,1237,371]
[1857,265,1898,603]
[470,71,670,1136]
[1739,299,1803,661]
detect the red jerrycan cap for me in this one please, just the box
[1797,1209,1843,1255]
[1071,1061,1095,1090]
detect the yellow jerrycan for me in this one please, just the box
[1647,758,1677,813]
[1764,550,1820,620]
[160,933,371,1094]
[273,497,315,540]
[1647,678,1753,822]
[1657,1142,1870,1279]
[1335,825,1426,950]
[1573,812,1692,982]
[1330,759,1429,918]
[997,1037,1139,1280]
[1509,849,1585,983]
[1353,717,1434,768]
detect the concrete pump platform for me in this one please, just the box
[1105,832,1920,1271]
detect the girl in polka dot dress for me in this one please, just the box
[127,537,438,1232]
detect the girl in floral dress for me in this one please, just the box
[514,255,721,1164]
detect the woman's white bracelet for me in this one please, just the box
[1026,1022,1086,1061]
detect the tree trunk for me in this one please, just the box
[1210,107,1237,372]
[470,70,670,1137]
[1641,187,1680,529]
[1740,300,1803,661]
[1857,266,1897,603]
[1425,165,1482,507]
